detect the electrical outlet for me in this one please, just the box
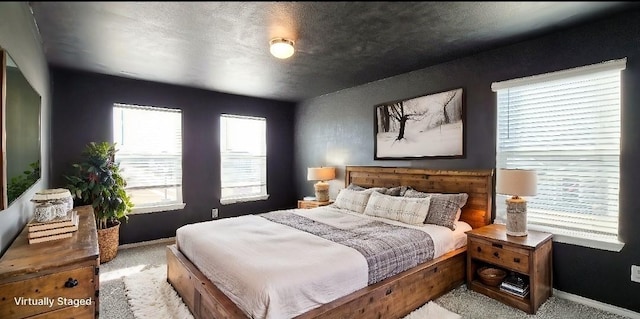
[632,265,640,283]
[212,208,219,219]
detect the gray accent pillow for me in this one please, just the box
[424,199,462,230]
[346,183,389,194]
[346,183,366,191]
[384,186,403,196]
[403,189,469,230]
[346,183,407,196]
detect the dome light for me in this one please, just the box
[269,38,295,59]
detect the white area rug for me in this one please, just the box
[403,301,462,319]
[123,265,194,319]
[123,265,461,319]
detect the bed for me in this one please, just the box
[167,166,494,319]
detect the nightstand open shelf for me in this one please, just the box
[466,224,552,314]
[469,278,532,309]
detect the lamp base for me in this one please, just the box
[506,197,528,237]
[314,182,330,202]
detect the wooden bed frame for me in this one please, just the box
[167,166,494,319]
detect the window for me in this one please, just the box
[113,103,184,213]
[220,114,268,204]
[493,58,626,251]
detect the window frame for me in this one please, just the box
[492,58,626,252]
[219,114,269,205]
[113,103,185,214]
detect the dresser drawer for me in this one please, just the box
[468,238,530,273]
[0,266,96,319]
[30,304,94,319]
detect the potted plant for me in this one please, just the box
[65,141,133,263]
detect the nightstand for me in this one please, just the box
[297,200,333,209]
[466,224,552,314]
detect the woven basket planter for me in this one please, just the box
[98,221,120,264]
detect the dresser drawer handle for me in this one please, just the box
[477,247,482,252]
[493,252,499,258]
[64,278,79,288]
[514,257,521,263]
[492,243,503,249]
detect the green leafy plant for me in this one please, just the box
[7,160,40,203]
[65,142,133,229]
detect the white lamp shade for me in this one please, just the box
[496,169,537,197]
[269,38,295,59]
[307,167,335,181]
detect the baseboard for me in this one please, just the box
[554,289,640,319]
[119,236,176,250]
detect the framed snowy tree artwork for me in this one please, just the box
[374,88,464,159]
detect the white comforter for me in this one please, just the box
[176,206,470,319]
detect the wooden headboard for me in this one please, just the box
[345,166,494,229]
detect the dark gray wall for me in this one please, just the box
[295,10,640,312]
[0,3,51,254]
[50,67,296,244]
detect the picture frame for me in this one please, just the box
[374,88,464,159]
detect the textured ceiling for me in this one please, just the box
[29,1,640,102]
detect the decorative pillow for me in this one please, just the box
[346,183,388,194]
[384,186,404,196]
[403,188,429,198]
[424,199,462,230]
[403,189,469,230]
[363,191,431,225]
[346,183,366,191]
[334,188,372,214]
[454,208,462,222]
[398,185,411,196]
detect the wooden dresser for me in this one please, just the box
[0,205,99,319]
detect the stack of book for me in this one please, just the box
[27,210,79,244]
[500,273,529,298]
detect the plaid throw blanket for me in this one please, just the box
[260,210,434,284]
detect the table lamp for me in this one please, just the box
[496,169,537,236]
[307,167,336,202]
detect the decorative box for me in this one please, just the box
[31,188,74,219]
[33,202,55,222]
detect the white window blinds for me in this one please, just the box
[493,59,625,242]
[220,114,267,204]
[113,104,183,209]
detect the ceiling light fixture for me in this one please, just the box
[269,37,295,59]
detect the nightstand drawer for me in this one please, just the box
[469,238,529,273]
[298,201,317,209]
[298,200,333,209]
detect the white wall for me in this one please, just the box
[0,2,51,254]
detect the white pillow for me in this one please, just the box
[334,188,372,214]
[363,191,431,225]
